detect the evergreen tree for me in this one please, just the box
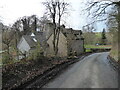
[101,28,107,45]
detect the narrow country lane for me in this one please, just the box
[43,52,118,88]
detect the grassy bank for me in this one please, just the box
[110,50,118,62]
[110,43,118,62]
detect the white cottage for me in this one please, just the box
[17,32,45,54]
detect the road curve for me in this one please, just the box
[43,52,118,88]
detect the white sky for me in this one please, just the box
[0,0,106,31]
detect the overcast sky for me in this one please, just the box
[0,0,106,31]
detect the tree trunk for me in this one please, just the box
[54,3,61,56]
[55,27,60,56]
[52,6,57,56]
[7,44,10,60]
[15,32,19,60]
[53,23,56,55]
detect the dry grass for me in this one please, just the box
[110,43,118,62]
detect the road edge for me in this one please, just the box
[12,53,92,89]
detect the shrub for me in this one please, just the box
[2,53,14,64]
[28,43,44,63]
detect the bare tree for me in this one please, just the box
[29,15,39,32]
[85,1,120,62]
[2,30,14,57]
[43,0,69,55]
[33,15,37,31]
[12,20,22,60]
[107,6,118,41]
[13,15,41,35]
[20,16,30,35]
[84,1,120,25]
[40,14,51,31]
[82,25,96,45]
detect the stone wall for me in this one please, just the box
[43,23,54,40]
[46,32,68,57]
[70,39,84,56]
[44,23,84,57]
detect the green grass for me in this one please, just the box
[84,45,112,49]
[85,49,92,52]
[84,45,112,52]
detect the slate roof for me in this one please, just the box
[23,35,35,48]
[61,28,82,35]
[61,28,83,40]
[23,32,46,48]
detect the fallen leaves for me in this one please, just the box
[2,57,70,89]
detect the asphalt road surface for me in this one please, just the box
[43,52,118,88]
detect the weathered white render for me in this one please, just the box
[17,36,30,53]
[17,31,46,55]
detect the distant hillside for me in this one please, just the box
[83,32,112,45]
[95,32,112,44]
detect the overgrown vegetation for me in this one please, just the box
[82,25,112,45]
[2,52,72,89]
[85,1,120,62]
[2,55,48,89]
[28,43,44,63]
